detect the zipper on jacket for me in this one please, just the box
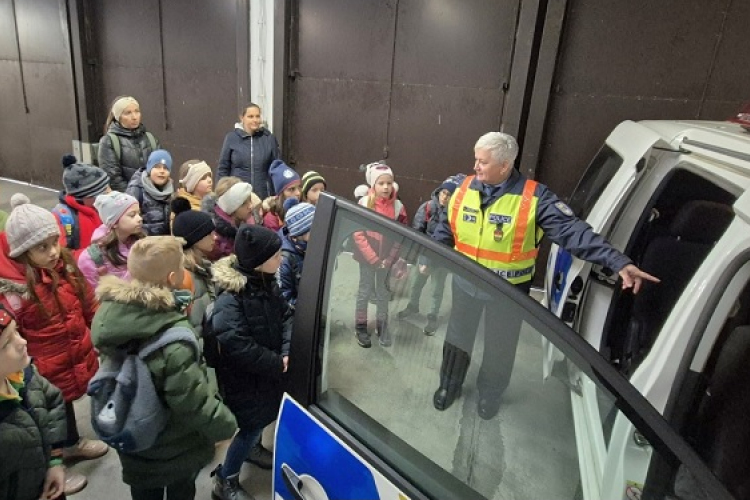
[250,136,255,189]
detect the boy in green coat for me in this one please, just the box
[91,236,237,500]
[0,304,67,500]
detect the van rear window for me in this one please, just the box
[568,144,623,219]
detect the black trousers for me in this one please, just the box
[440,276,531,398]
[129,474,197,500]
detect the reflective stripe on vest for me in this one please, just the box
[449,175,541,284]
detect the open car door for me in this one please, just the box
[274,193,732,500]
[543,121,665,379]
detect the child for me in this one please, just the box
[264,160,301,231]
[52,155,111,257]
[0,194,105,496]
[279,199,316,308]
[300,170,326,205]
[353,163,408,348]
[77,191,144,290]
[211,180,258,259]
[126,149,174,236]
[397,176,461,334]
[0,304,67,500]
[91,236,237,500]
[176,159,213,210]
[171,197,217,334]
[211,225,293,500]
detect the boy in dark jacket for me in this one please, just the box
[398,176,461,334]
[91,236,237,500]
[279,200,316,308]
[126,150,175,236]
[0,304,67,500]
[211,225,293,500]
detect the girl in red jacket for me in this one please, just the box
[353,163,408,349]
[0,194,107,496]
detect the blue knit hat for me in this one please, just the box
[146,150,172,173]
[284,200,316,237]
[269,160,300,195]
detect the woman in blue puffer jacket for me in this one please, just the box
[217,103,281,200]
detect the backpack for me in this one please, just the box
[88,326,199,453]
[92,131,157,167]
[201,302,220,368]
[51,203,80,249]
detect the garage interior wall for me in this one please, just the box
[0,0,747,215]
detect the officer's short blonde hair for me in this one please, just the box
[475,132,519,165]
[127,236,185,285]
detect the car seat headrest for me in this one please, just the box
[669,200,733,244]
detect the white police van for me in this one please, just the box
[270,123,747,500]
[546,112,750,499]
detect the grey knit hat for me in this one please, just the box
[6,193,61,258]
[62,154,110,199]
[94,191,139,228]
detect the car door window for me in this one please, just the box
[290,195,732,500]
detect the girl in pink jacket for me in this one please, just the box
[353,163,407,349]
[77,191,144,290]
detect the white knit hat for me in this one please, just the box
[217,182,254,215]
[5,194,61,258]
[365,162,394,187]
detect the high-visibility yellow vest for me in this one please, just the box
[448,175,543,284]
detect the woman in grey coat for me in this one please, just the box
[98,96,160,192]
[216,103,281,200]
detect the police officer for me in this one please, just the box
[431,131,658,420]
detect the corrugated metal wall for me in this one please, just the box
[86,0,246,170]
[1,0,748,214]
[536,0,749,199]
[0,0,77,185]
[286,0,522,210]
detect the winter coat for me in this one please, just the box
[217,125,280,199]
[0,234,98,402]
[279,233,305,308]
[262,210,283,232]
[212,255,292,430]
[211,204,239,260]
[126,168,173,236]
[98,122,160,192]
[53,193,104,257]
[184,260,214,336]
[91,276,237,488]
[77,225,132,290]
[353,192,408,266]
[413,187,443,236]
[175,189,203,211]
[0,365,67,500]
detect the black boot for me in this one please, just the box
[244,442,273,469]
[377,318,392,347]
[211,465,255,500]
[433,344,470,411]
[355,321,371,348]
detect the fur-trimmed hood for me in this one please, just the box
[96,275,176,310]
[212,255,247,294]
[0,277,30,300]
[91,275,188,351]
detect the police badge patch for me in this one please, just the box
[488,213,512,225]
[555,201,574,216]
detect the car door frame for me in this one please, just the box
[283,192,732,500]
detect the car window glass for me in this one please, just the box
[568,144,624,219]
[310,207,731,500]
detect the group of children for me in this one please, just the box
[0,140,461,500]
